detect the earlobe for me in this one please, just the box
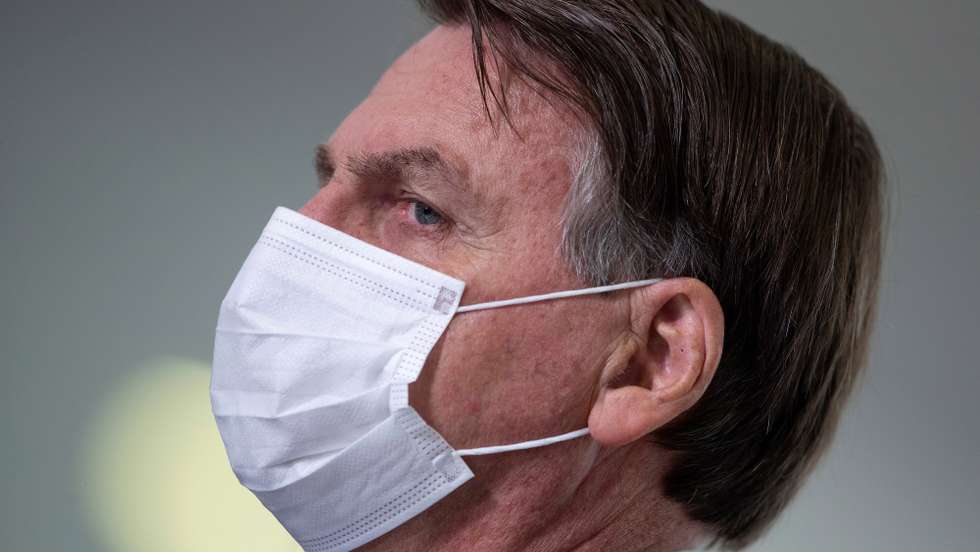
[588,278,724,447]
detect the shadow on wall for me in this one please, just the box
[80,357,300,552]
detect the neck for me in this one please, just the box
[361,441,706,552]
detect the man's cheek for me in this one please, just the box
[410,319,503,441]
[437,320,532,413]
[474,321,584,418]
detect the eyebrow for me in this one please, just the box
[314,143,485,216]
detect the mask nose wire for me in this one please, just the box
[454,278,662,314]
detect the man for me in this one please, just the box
[212,1,883,550]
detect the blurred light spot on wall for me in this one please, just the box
[81,357,300,552]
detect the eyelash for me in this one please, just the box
[397,194,452,236]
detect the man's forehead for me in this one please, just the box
[330,25,581,211]
[386,26,489,97]
[377,25,579,142]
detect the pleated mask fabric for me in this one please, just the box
[211,206,659,551]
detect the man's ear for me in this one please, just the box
[588,278,724,447]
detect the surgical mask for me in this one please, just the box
[210,207,659,551]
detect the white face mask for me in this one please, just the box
[211,207,659,551]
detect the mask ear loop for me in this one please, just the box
[453,428,591,457]
[450,278,661,457]
[455,278,662,313]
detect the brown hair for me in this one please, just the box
[417,0,885,548]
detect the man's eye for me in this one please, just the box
[410,200,444,226]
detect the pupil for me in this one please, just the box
[414,202,441,225]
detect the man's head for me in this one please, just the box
[300,0,883,549]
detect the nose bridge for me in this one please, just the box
[299,184,377,246]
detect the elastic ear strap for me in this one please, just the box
[455,278,662,313]
[453,427,590,457]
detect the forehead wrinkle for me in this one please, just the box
[343,146,470,196]
[340,143,501,228]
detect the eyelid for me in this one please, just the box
[406,192,480,237]
[400,193,450,226]
[395,190,467,243]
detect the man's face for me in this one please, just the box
[300,26,626,459]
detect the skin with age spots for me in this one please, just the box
[300,25,723,552]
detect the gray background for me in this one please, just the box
[2,1,977,550]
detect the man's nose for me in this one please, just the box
[298,186,338,226]
[298,185,377,246]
